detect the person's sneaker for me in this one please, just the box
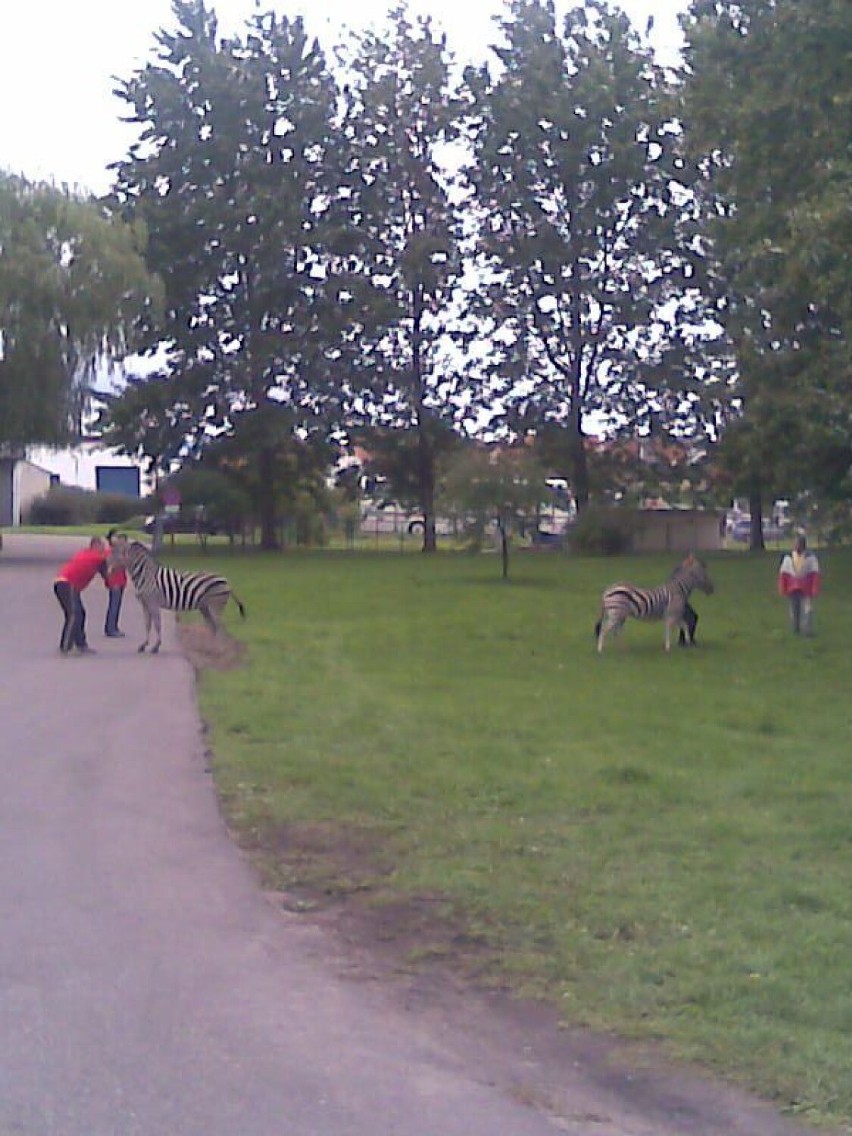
[105,632,125,638]
[76,645,97,654]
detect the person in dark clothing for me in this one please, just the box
[103,528,127,637]
[679,602,698,647]
[668,562,699,647]
[53,537,109,654]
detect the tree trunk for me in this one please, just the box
[569,408,590,511]
[499,519,510,580]
[748,483,765,552]
[417,429,437,554]
[257,446,280,551]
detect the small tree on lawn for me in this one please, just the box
[441,445,546,580]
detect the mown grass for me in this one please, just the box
[174,545,851,1129]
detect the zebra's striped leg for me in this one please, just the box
[150,608,163,654]
[199,602,219,638]
[597,618,607,653]
[137,600,153,653]
[597,615,620,653]
[664,618,675,652]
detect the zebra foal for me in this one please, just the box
[595,554,713,653]
[108,538,246,654]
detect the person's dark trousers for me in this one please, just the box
[54,581,86,652]
[789,592,803,633]
[104,586,125,635]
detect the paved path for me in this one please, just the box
[0,535,815,1136]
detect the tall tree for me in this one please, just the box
[0,173,161,447]
[336,6,468,552]
[466,0,723,511]
[680,0,852,546]
[110,1,346,548]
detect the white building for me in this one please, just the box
[0,439,151,527]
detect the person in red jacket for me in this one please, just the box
[53,537,109,654]
[778,532,821,636]
[103,528,128,638]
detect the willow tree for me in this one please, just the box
[466,0,719,510]
[0,173,161,447]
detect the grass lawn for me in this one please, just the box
[173,545,850,1128]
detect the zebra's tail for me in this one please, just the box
[594,616,602,640]
[231,591,247,620]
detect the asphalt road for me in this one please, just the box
[0,535,815,1136]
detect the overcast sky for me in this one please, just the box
[0,0,685,197]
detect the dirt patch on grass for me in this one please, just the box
[178,623,247,671]
[254,820,505,984]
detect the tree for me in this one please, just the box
[203,403,334,545]
[354,418,461,515]
[0,173,161,447]
[680,0,852,547]
[465,0,720,511]
[336,6,468,552]
[163,465,252,546]
[441,444,546,579]
[110,1,347,549]
[97,370,202,480]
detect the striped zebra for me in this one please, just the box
[595,554,713,653]
[109,538,246,654]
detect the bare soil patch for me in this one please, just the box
[178,622,247,671]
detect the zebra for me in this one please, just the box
[594,554,713,653]
[108,538,246,654]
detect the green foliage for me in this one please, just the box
[681,0,852,511]
[188,548,852,1125]
[97,372,200,477]
[63,0,849,556]
[26,486,95,526]
[203,406,333,539]
[26,485,141,526]
[111,6,343,547]
[337,9,469,550]
[169,466,252,536]
[568,505,635,555]
[356,420,463,553]
[440,443,547,575]
[466,0,725,505]
[0,173,162,447]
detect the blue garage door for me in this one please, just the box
[96,466,140,497]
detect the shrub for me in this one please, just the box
[26,485,99,526]
[26,485,146,527]
[95,493,145,525]
[569,506,635,555]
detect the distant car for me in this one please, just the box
[729,518,787,542]
[144,511,219,536]
[762,522,787,542]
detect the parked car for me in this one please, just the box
[144,509,220,536]
[729,517,787,542]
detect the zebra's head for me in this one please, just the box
[680,553,714,595]
[106,534,137,570]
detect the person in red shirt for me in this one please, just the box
[778,532,821,635]
[53,537,109,654]
[103,528,128,638]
